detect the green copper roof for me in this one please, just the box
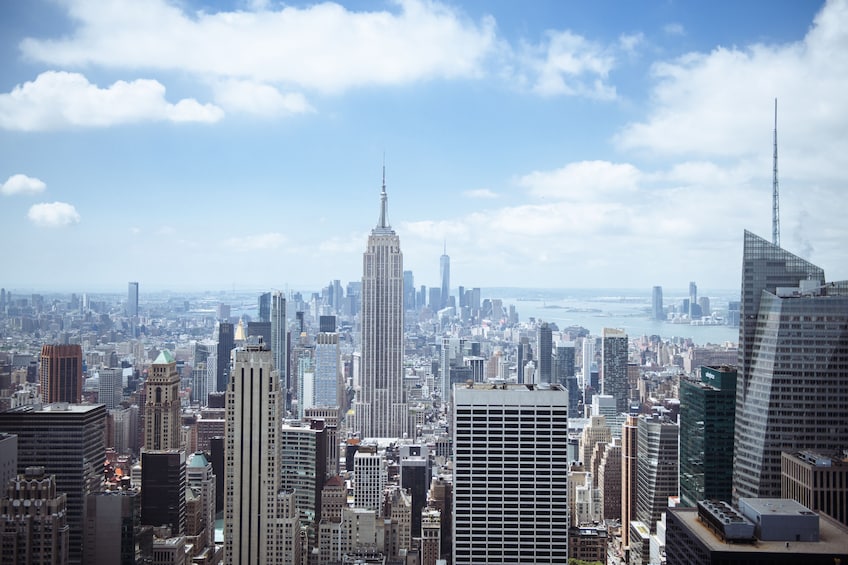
[153,349,175,365]
[187,452,209,468]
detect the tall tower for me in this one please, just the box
[127,281,139,317]
[772,98,780,246]
[225,342,283,564]
[439,242,450,309]
[601,328,629,414]
[621,415,638,551]
[453,383,569,564]
[734,232,848,500]
[258,291,271,323]
[536,322,553,384]
[314,316,342,409]
[216,322,234,393]
[271,291,288,409]
[357,169,406,439]
[635,415,679,532]
[39,344,83,404]
[143,350,181,451]
[651,286,664,320]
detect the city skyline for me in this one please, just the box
[1,1,847,291]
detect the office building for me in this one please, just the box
[734,231,848,500]
[0,466,69,565]
[621,415,638,550]
[403,270,415,311]
[84,489,152,565]
[355,173,407,439]
[143,350,181,451]
[140,450,185,536]
[601,328,629,414]
[224,342,283,564]
[215,322,234,393]
[270,291,288,408]
[581,337,594,390]
[0,433,16,488]
[652,286,664,320]
[782,451,848,528]
[258,291,271,322]
[636,415,679,532]
[280,420,327,525]
[598,440,622,520]
[440,243,450,309]
[314,319,342,408]
[537,322,553,384]
[567,524,608,564]
[453,383,569,564]
[186,451,216,551]
[666,499,848,564]
[679,365,737,506]
[98,367,123,410]
[353,447,384,515]
[421,509,441,565]
[127,282,139,318]
[399,444,430,537]
[39,344,83,404]
[0,403,106,565]
[689,281,698,318]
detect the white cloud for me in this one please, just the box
[0,71,223,131]
[1,174,46,195]
[212,80,314,116]
[226,232,287,250]
[27,202,81,227]
[518,161,641,200]
[517,30,616,99]
[463,188,499,199]
[663,23,685,37]
[19,0,498,94]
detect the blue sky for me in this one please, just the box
[1,0,846,293]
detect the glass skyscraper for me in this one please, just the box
[733,230,848,500]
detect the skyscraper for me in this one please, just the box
[621,415,638,551]
[39,344,83,404]
[679,365,736,506]
[453,383,569,564]
[601,328,629,414]
[356,171,406,439]
[224,342,283,564]
[636,415,679,531]
[314,317,342,408]
[651,286,664,320]
[734,231,848,500]
[688,281,698,318]
[127,281,139,318]
[270,291,288,409]
[0,403,106,565]
[140,450,186,536]
[258,291,271,323]
[536,322,553,384]
[403,270,416,311]
[439,243,450,309]
[216,321,234,393]
[143,350,181,451]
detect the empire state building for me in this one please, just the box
[356,171,407,439]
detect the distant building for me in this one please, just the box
[258,291,271,323]
[215,322,234,394]
[440,245,450,310]
[143,350,182,451]
[127,281,139,318]
[536,323,553,384]
[651,286,664,320]
[453,383,569,564]
[636,415,678,532]
[601,328,628,414]
[40,344,83,404]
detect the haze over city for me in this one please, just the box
[2,0,847,292]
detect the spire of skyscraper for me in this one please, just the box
[773,98,780,247]
[377,162,390,230]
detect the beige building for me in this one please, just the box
[144,350,182,451]
[782,451,848,527]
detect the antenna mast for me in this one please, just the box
[772,98,780,247]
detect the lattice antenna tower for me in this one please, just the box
[772,98,780,247]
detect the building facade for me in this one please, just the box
[601,328,629,414]
[453,383,569,564]
[39,344,83,404]
[143,350,182,451]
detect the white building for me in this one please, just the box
[453,383,569,564]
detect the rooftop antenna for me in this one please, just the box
[772,98,780,247]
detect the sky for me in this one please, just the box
[1,0,846,294]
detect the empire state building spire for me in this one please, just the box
[377,163,391,231]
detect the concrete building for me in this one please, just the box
[420,509,441,565]
[536,322,553,384]
[621,415,638,550]
[734,231,848,500]
[636,415,678,532]
[782,451,848,528]
[0,403,106,565]
[280,419,327,525]
[453,383,569,564]
[98,367,123,410]
[84,489,152,565]
[144,350,182,451]
[186,451,216,552]
[355,173,407,439]
[598,440,622,521]
[665,499,848,564]
[0,466,69,565]
[354,446,385,516]
[224,342,283,565]
[568,524,608,564]
[39,344,83,404]
[270,291,288,410]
